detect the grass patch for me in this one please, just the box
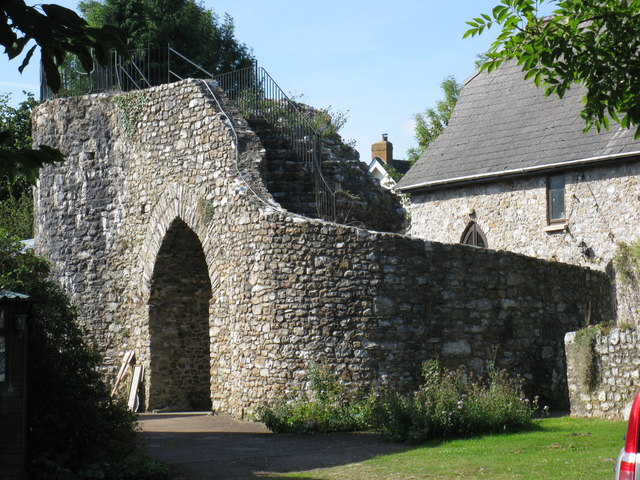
[267,417,624,480]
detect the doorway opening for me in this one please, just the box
[148,218,212,411]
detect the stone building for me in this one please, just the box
[33,78,612,415]
[396,60,640,325]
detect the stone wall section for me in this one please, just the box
[566,327,640,420]
[34,80,612,416]
[407,165,640,324]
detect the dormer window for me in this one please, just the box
[547,174,566,224]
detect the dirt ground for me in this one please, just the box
[138,413,407,480]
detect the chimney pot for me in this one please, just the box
[371,134,393,165]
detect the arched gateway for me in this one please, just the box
[148,218,212,411]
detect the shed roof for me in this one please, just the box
[0,290,31,301]
[396,61,640,192]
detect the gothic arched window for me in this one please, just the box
[461,222,488,248]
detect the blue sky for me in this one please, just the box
[1,1,535,162]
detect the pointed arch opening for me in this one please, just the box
[461,221,488,248]
[148,218,212,411]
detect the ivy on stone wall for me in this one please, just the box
[114,91,149,139]
[614,239,640,286]
[573,325,603,391]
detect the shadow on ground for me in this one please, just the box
[138,413,407,480]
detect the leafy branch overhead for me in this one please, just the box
[1,0,127,185]
[465,0,640,137]
[3,0,126,92]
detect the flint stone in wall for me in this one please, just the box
[443,340,472,356]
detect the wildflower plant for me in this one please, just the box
[368,360,540,443]
[257,359,541,443]
[256,363,371,433]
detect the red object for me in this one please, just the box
[620,392,640,480]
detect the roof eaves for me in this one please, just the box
[397,150,640,192]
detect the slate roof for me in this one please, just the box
[396,60,640,192]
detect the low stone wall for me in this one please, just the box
[566,327,640,419]
[249,223,611,409]
[33,79,613,416]
[407,167,640,325]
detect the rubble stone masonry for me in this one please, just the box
[566,327,640,419]
[33,80,612,415]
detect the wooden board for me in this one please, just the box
[111,350,135,395]
[127,365,144,412]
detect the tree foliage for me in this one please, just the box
[0,93,37,199]
[407,76,462,163]
[465,0,640,137]
[0,93,40,239]
[1,0,127,186]
[79,0,255,75]
[0,230,168,479]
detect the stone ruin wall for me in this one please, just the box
[33,80,612,416]
[566,327,640,420]
[407,167,640,326]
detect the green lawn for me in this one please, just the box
[272,417,625,480]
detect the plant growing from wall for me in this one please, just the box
[236,89,349,141]
[115,91,149,139]
[614,239,640,286]
[572,326,602,391]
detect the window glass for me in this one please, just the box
[475,233,486,248]
[549,174,565,222]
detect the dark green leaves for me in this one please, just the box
[2,2,127,187]
[466,0,640,136]
[408,76,462,163]
[2,0,127,94]
[79,0,255,77]
[0,145,64,185]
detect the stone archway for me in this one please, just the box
[148,218,212,411]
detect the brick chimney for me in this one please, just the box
[371,133,393,165]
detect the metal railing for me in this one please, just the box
[213,66,336,221]
[40,47,336,221]
[40,45,213,100]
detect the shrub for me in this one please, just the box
[368,360,540,444]
[0,229,169,479]
[257,363,370,433]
